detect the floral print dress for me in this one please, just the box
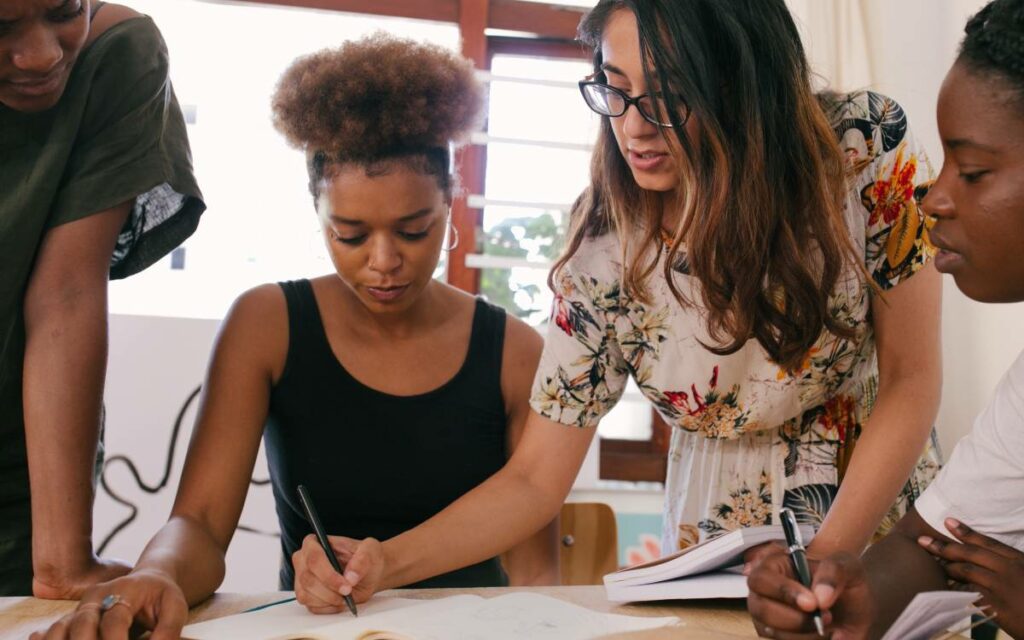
[530,91,942,554]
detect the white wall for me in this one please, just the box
[97,315,280,590]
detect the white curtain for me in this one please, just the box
[786,0,876,91]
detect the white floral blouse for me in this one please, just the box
[530,91,942,554]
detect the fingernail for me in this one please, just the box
[344,570,360,584]
[918,536,933,547]
[797,592,816,609]
[338,584,352,596]
[742,562,751,576]
[814,585,835,605]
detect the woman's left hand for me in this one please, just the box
[919,518,1024,638]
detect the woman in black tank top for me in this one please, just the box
[43,34,557,637]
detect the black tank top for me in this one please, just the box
[264,280,510,589]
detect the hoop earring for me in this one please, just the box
[443,221,460,252]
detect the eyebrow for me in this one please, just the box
[600,62,626,77]
[329,207,434,226]
[946,138,1000,153]
[0,0,71,23]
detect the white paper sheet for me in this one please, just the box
[879,591,981,640]
[182,592,679,640]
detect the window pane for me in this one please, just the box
[482,142,591,205]
[598,380,654,441]
[488,56,599,145]
[480,265,552,326]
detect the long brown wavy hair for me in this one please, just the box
[556,0,859,371]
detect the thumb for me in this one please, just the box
[148,588,189,640]
[341,538,380,594]
[810,553,857,610]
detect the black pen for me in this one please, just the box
[779,507,824,637]
[297,484,358,617]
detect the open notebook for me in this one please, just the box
[181,592,679,640]
[604,524,815,603]
[880,591,983,640]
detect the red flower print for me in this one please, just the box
[664,391,690,408]
[822,395,857,443]
[869,147,918,227]
[691,384,705,411]
[553,295,573,336]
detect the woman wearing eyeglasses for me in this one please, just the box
[556,1,943,557]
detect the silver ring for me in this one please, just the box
[100,594,131,613]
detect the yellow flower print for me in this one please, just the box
[677,524,700,551]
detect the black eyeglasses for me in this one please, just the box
[578,79,690,128]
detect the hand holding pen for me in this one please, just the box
[779,507,826,636]
[296,484,359,617]
[747,518,876,639]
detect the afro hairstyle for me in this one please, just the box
[272,32,484,161]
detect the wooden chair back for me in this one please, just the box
[559,502,619,585]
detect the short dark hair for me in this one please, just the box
[959,0,1024,107]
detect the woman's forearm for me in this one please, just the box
[810,384,940,556]
[503,518,561,586]
[133,516,229,606]
[381,467,563,588]
[23,282,109,584]
[382,427,590,590]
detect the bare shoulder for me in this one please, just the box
[501,312,543,400]
[86,3,144,46]
[504,313,543,362]
[219,283,289,380]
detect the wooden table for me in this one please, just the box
[0,586,756,639]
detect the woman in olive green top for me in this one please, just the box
[0,1,204,596]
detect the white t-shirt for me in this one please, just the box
[914,348,1024,550]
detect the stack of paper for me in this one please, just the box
[879,591,982,640]
[604,524,815,603]
[181,592,679,640]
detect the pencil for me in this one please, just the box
[296,484,359,617]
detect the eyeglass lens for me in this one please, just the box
[583,84,675,127]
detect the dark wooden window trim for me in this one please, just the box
[235,0,587,41]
